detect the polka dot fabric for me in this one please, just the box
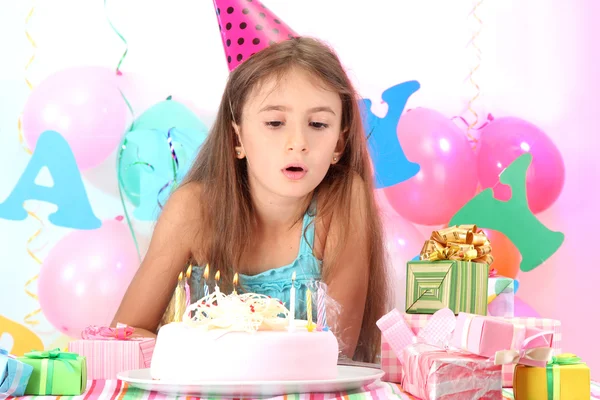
[213,0,298,71]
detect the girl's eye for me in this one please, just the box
[265,121,284,128]
[310,122,329,129]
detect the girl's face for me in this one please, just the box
[234,68,343,202]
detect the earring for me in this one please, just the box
[333,157,337,162]
[236,151,241,155]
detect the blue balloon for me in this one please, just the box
[360,81,421,189]
[119,126,207,221]
[411,254,421,261]
[132,99,206,133]
[0,130,101,229]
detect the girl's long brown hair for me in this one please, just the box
[181,37,390,363]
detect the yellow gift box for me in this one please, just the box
[514,354,590,400]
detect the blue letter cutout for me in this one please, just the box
[0,130,101,229]
[360,81,421,189]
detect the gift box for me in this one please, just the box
[407,224,493,315]
[68,324,155,380]
[451,313,554,366]
[487,274,515,317]
[501,317,562,387]
[378,308,458,384]
[401,342,502,400]
[18,349,86,395]
[406,260,489,315]
[513,354,590,399]
[1,348,34,397]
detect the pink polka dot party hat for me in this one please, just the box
[212,0,298,70]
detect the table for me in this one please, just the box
[7,380,600,399]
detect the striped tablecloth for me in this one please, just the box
[7,380,600,399]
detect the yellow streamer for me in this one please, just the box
[465,0,484,148]
[20,0,45,331]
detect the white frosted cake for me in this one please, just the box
[150,292,339,382]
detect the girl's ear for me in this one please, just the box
[331,130,346,164]
[232,122,245,159]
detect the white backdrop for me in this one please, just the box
[1,0,599,373]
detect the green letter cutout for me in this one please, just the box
[449,153,564,272]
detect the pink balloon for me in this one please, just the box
[513,296,541,318]
[376,189,425,311]
[476,117,565,214]
[383,108,478,226]
[38,218,139,337]
[22,66,128,170]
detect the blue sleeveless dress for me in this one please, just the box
[189,207,322,319]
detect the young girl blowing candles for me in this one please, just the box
[113,0,390,363]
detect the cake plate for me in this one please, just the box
[117,365,385,398]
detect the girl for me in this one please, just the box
[113,37,390,363]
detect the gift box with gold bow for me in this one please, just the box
[406,224,492,315]
[17,349,86,395]
[513,354,591,399]
[68,323,155,380]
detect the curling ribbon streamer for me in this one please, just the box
[157,127,181,210]
[19,0,46,331]
[104,0,141,262]
[465,0,485,147]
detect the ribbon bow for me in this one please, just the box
[81,322,135,340]
[377,308,457,356]
[494,330,554,366]
[546,353,586,399]
[420,225,494,265]
[24,348,77,374]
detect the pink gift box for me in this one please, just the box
[378,313,562,387]
[401,343,502,400]
[499,317,561,387]
[451,313,554,367]
[68,338,155,380]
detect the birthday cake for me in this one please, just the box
[150,291,339,382]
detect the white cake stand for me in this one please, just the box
[117,365,385,398]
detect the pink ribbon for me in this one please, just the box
[81,322,135,340]
[493,330,555,366]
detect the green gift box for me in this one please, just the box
[405,260,489,315]
[18,349,86,395]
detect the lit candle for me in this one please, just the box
[203,264,210,299]
[317,282,328,331]
[214,270,221,292]
[306,288,314,332]
[232,272,239,295]
[174,271,184,322]
[184,265,192,308]
[288,271,296,332]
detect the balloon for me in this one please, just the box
[513,296,541,318]
[476,116,565,214]
[22,66,128,170]
[376,190,426,311]
[118,100,208,221]
[384,108,478,226]
[481,228,522,279]
[38,218,139,337]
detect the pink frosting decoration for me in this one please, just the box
[212,0,298,71]
[81,322,135,340]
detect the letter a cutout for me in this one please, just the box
[0,130,101,229]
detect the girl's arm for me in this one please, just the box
[321,175,370,359]
[111,183,203,336]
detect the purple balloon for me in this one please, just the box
[38,218,139,337]
[22,66,128,170]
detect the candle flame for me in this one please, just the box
[186,264,192,279]
[233,272,239,286]
[215,270,221,282]
[291,271,296,281]
[203,264,210,279]
[178,271,183,281]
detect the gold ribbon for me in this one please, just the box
[420,225,493,265]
